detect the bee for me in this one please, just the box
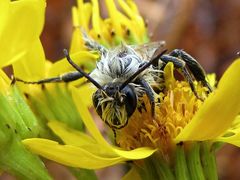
[15,33,212,132]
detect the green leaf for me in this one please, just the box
[0,137,51,180]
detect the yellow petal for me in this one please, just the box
[118,0,136,19]
[71,87,111,148]
[217,133,240,147]
[92,0,101,35]
[83,3,92,31]
[0,70,10,93]
[22,138,126,169]
[70,28,86,53]
[176,59,240,142]
[12,39,46,80]
[105,0,123,36]
[0,0,46,67]
[207,73,217,88]
[76,0,87,30]
[70,84,94,107]
[164,62,175,88]
[48,121,119,157]
[118,0,145,37]
[23,138,156,169]
[116,12,140,43]
[48,120,155,159]
[48,120,96,146]
[72,6,80,27]
[0,0,9,37]
[215,116,240,147]
[125,0,139,14]
[229,115,240,129]
[49,51,98,76]
[112,147,156,159]
[76,0,84,27]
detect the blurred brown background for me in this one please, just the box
[2,0,239,179]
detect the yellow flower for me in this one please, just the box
[116,60,240,149]
[20,0,157,172]
[0,0,53,179]
[23,58,240,174]
[19,0,240,178]
[70,0,148,52]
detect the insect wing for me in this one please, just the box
[132,41,166,61]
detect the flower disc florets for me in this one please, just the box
[116,63,209,153]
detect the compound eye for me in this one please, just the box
[121,85,137,117]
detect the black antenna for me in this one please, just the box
[63,49,103,90]
[120,49,167,90]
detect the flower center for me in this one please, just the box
[116,63,209,153]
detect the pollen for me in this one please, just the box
[116,63,209,153]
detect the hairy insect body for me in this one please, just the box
[91,44,158,129]
[15,34,212,132]
[90,45,150,85]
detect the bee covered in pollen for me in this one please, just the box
[15,33,212,135]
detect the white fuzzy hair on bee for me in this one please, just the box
[90,42,162,86]
[14,31,212,135]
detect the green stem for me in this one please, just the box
[137,154,175,180]
[187,142,205,180]
[0,137,51,180]
[155,157,175,180]
[136,158,158,180]
[175,144,190,180]
[201,142,218,180]
[136,141,218,180]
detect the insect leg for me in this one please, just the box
[14,71,84,84]
[169,49,212,92]
[137,78,155,117]
[160,55,202,99]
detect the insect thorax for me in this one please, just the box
[90,44,164,129]
[90,44,145,86]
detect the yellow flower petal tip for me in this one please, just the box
[176,59,240,142]
[22,138,155,169]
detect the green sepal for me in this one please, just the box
[0,86,51,179]
[186,142,205,180]
[154,157,175,180]
[0,86,39,140]
[137,154,175,180]
[10,86,39,138]
[175,144,190,180]
[0,136,51,180]
[201,142,218,180]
